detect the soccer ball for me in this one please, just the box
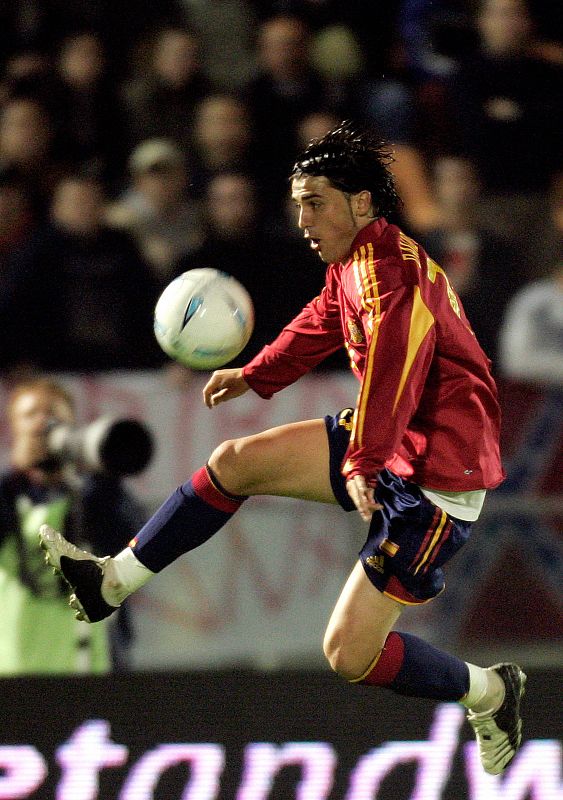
[154,268,254,370]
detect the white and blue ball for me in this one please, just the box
[154,268,254,370]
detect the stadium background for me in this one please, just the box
[0,1,561,798]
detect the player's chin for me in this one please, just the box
[317,244,346,263]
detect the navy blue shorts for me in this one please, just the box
[325,409,472,604]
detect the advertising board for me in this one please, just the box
[2,669,561,799]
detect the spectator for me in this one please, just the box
[498,264,563,387]
[398,0,477,83]
[181,0,258,91]
[246,14,331,208]
[0,166,35,270]
[385,140,441,237]
[0,377,148,674]
[190,93,256,196]
[121,26,208,151]
[420,155,524,361]
[1,170,161,373]
[0,95,66,218]
[51,30,128,185]
[305,21,441,235]
[308,23,366,114]
[0,4,61,66]
[0,50,56,107]
[106,138,203,287]
[295,109,340,151]
[258,0,397,81]
[444,0,562,276]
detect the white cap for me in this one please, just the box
[129,138,185,174]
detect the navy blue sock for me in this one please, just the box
[129,465,247,572]
[358,631,470,701]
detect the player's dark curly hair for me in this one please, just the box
[291,120,401,218]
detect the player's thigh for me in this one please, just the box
[324,560,403,680]
[209,418,337,502]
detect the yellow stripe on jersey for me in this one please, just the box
[353,244,377,315]
[427,257,461,318]
[351,243,380,448]
[344,342,362,372]
[392,286,435,416]
[399,231,421,268]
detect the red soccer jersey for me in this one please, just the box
[243,218,505,491]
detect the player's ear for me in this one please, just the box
[353,190,373,218]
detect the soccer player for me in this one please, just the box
[39,122,525,775]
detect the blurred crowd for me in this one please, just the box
[0,0,561,383]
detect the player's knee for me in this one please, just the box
[323,626,384,682]
[208,438,242,488]
[208,438,254,495]
[323,635,355,679]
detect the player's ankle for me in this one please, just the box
[101,548,154,607]
[462,662,506,714]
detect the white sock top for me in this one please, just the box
[101,547,154,606]
[462,662,506,714]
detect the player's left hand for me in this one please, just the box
[346,475,382,521]
[203,368,249,408]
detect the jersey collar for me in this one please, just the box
[349,217,389,257]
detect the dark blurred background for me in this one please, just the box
[0,0,560,377]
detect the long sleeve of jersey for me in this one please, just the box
[242,271,344,398]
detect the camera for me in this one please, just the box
[46,416,154,476]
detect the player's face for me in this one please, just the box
[292,175,365,264]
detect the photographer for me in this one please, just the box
[0,377,149,674]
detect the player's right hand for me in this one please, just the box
[203,368,250,408]
[346,474,383,521]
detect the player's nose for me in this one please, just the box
[297,207,311,229]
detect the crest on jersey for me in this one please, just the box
[347,318,364,344]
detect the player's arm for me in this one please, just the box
[203,368,249,408]
[202,278,340,408]
[202,281,341,407]
[242,278,343,398]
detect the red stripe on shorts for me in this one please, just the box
[421,520,453,575]
[383,575,429,604]
[408,505,442,571]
